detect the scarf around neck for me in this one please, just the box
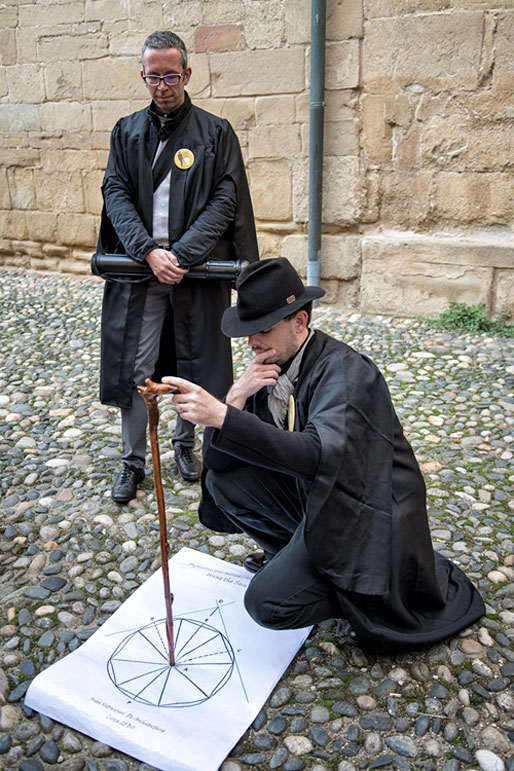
[149,91,192,141]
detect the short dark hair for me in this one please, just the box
[141,31,188,69]
[286,302,312,325]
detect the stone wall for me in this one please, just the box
[0,0,513,317]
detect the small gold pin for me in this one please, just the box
[174,149,195,169]
[286,294,296,304]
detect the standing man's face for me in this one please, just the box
[141,47,191,114]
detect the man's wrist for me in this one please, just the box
[226,383,247,410]
[144,243,161,260]
[213,401,228,429]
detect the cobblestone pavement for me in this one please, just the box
[1,270,513,771]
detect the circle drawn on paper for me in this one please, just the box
[107,617,235,708]
[174,149,194,170]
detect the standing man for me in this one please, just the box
[162,259,484,653]
[97,31,258,503]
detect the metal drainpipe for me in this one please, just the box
[306,0,327,290]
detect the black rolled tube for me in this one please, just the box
[91,253,249,282]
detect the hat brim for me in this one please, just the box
[221,286,325,337]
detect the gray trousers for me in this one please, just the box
[205,465,341,630]
[121,280,195,470]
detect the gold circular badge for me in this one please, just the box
[174,149,195,170]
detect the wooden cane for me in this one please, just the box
[137,378,178,666]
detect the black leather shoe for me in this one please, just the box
[174,444,202,482]
[111,463,145,504]
[243,552,270,574]
[335,619,359,646]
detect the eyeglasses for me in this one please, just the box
[142,72,185,87]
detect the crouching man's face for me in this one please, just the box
[248,310,309,366]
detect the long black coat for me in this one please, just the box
[200,331,485,653]
[97,101,258,408]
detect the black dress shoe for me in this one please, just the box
[243,552,270,574]
[174,444,202,482]
[111,463,145,504]
[335,619,359,646]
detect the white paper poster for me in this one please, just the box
[25,548,311,771]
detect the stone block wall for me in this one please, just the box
[0,0,513,317]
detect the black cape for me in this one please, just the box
[97,100,259,408]
[200,331,485,653]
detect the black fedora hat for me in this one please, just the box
[221,258,325,337]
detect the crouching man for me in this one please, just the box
[163,258,484,654]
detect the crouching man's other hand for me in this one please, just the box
[162,377,227,429]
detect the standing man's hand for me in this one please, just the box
[145,248,188,284]
[162,377,228,428]
[226,351,280,410]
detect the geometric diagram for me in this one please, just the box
[107,600,244,709]
[23,549,313,771]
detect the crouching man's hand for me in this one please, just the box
[161,377,227,429]
[225,350,280,410]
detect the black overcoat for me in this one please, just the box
[97,101,259,408]
[200,331,485,653]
